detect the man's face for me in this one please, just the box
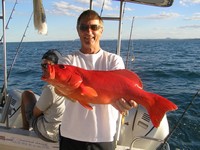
[77,19,103,53]
[41,59,54,77]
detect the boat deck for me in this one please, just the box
[0,126,59,150]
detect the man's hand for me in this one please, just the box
[112,98,138,115]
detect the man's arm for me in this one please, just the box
[33,106,43,118]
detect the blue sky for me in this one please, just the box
[2,0,200,42]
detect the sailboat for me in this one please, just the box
[0,0,174,149]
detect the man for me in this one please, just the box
[59,10,137,150]
[21,50,65,142]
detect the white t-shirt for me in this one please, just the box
[35,84,66,141]
[59,49,125,142]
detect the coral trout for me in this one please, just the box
[41,64,178,127]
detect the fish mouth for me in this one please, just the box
[41,64,55,80]
[41,70,50,80]
[42,65,51,80]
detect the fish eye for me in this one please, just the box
[59,64,65,69]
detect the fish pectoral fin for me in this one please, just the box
[79,101,93,110]
[68,72,83,89]
[80,85,98,97]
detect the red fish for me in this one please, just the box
[41,64,178,127]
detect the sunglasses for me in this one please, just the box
[79,24,102,31]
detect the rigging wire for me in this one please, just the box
[0,0,18,43]
[7,12,33,82]
[125,16,135,69]
[120,2,126,37]
[0,12,33,94]
[100,0,105,16]
[115,1,126,55]
[160,89,200,149]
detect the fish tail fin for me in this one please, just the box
[147,93,178,128]
[33,0,48,35]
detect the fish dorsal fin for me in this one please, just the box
[114,69,143,88]
[80,84,98,98]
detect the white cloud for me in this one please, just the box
[75,0,90,5]
[49,1,86,16]
[137,12,180,20]
[184,12,200,20]
[180,0,200,5]
[179,24,200,29]
[93,0,113,10]
[49,0,116,16]
[75,0,113,10]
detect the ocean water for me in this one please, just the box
[0,39,200,149]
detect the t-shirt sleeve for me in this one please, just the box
[58,55,73,65]
[108,53,125,70]
[36,85,53,111]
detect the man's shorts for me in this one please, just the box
[32,116,57,142]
